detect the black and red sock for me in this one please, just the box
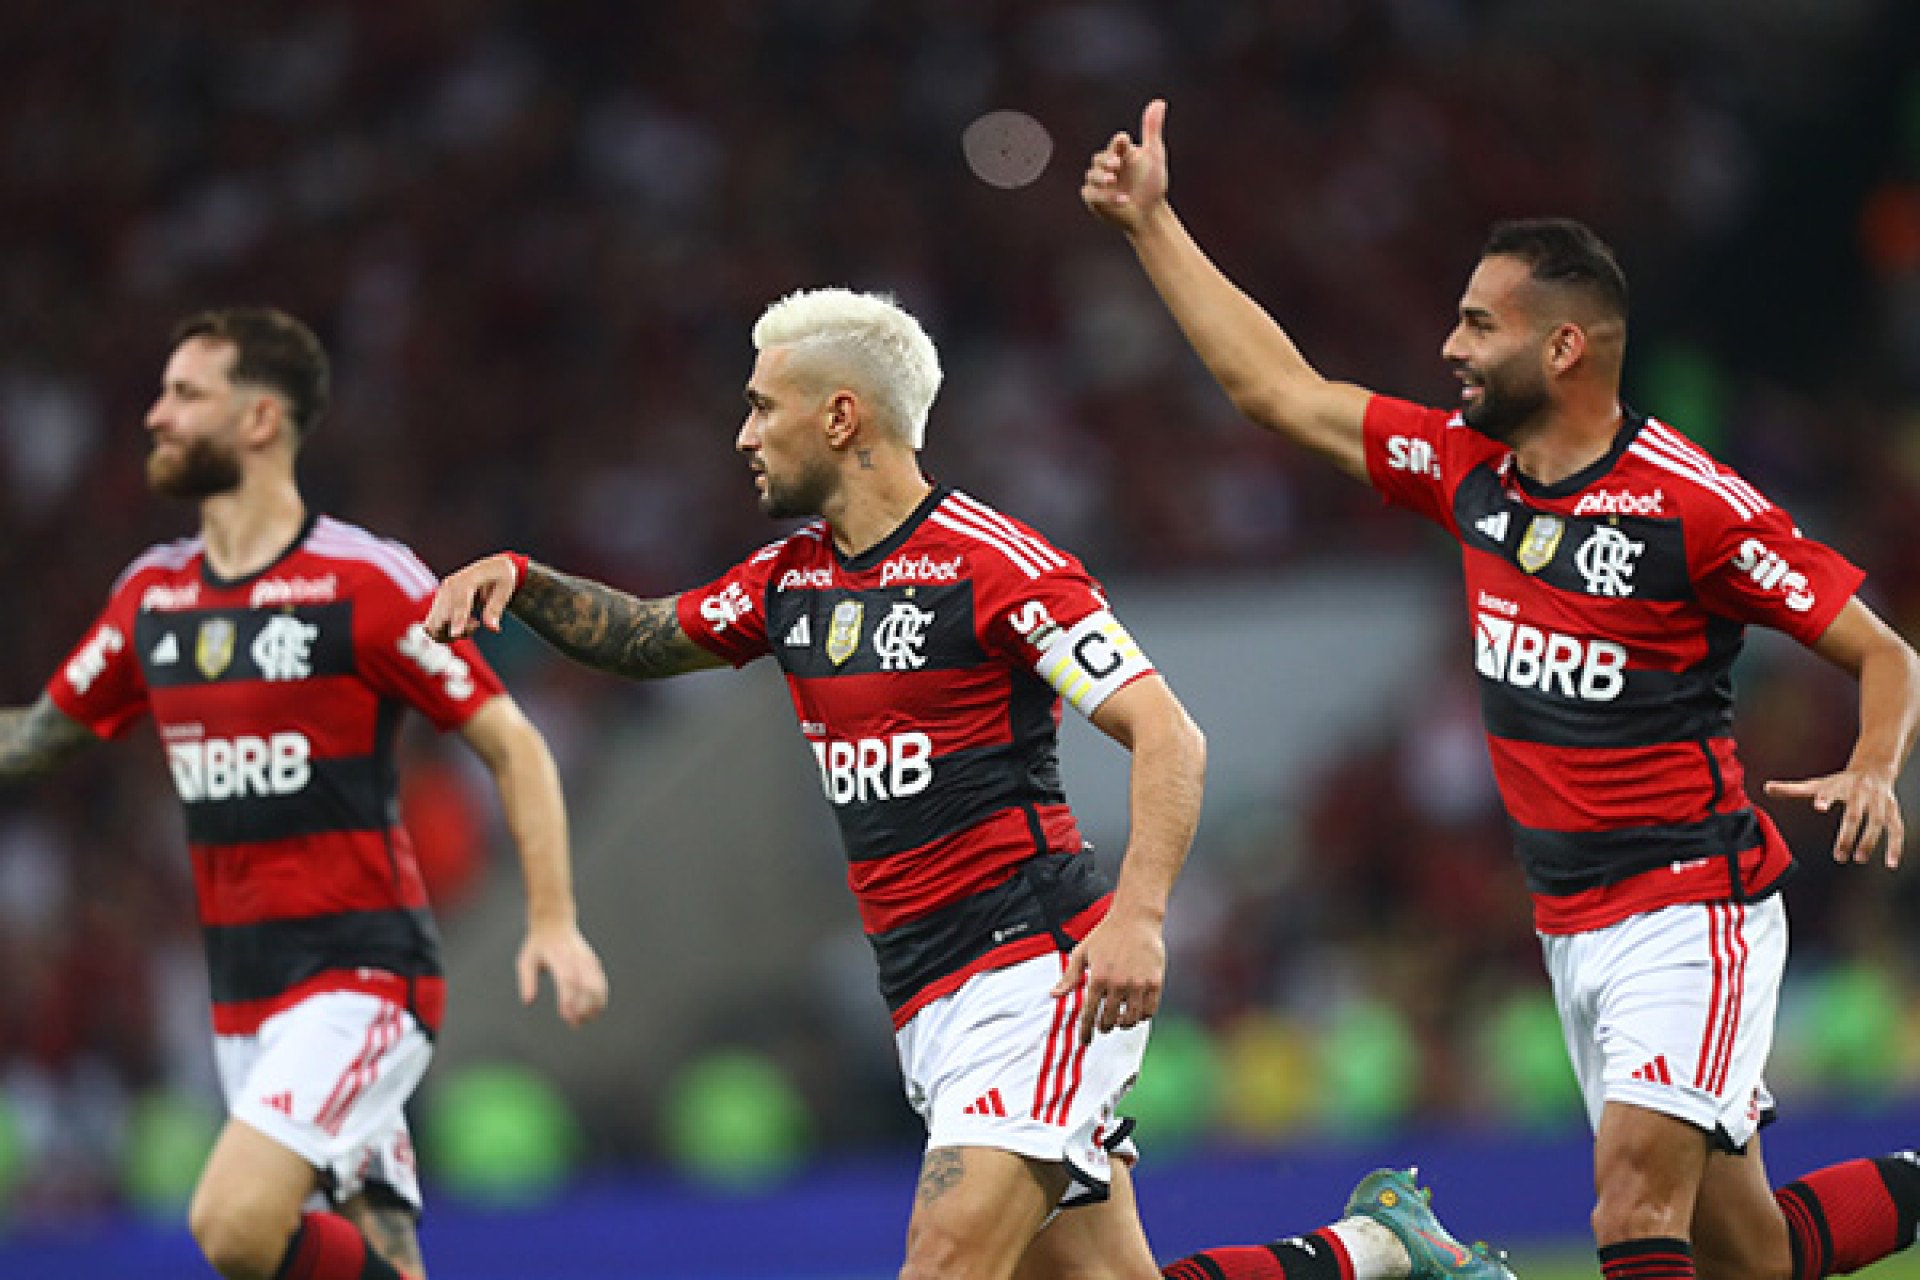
[1599,1236,1695,1280]
[1163,1229,1354,1280]
[273,1211,411,1280]
[1776,1152,1920,1280]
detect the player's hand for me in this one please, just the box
[1082,98,1170,233]
[1051,907,1166,1045]
[1764,767,1906,869]
[518,920,610,1028]
[426,554,521,642]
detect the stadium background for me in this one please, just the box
[2,1,1919,1275]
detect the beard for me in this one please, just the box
[147,435,242,500]
[757,456,835,519]
[1459,363,1550,444]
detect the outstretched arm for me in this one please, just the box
[1052,673,1207,1043]
[425,554,724,680]
[1083,99,1373,479]
[0,694,100,782]
[1764,597,1920,867]
[459,694,609,1027]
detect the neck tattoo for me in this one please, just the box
[856,448,874,470]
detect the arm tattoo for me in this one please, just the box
[0,695,98,782]
[915,1148,968,1208]
[509,564,715,680]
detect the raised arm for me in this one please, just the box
[1082,99,1373,480]
[1052,672,1207,1043]
[0,693,100,782]
[425,554,725,680]
[459,694,609,1027]
[1763,596,1920,867]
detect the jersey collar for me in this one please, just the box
[834,483,949,573]
[1507,407,1648,502]
[200,509,319,589]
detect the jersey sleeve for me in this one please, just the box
[354,568,507,731]
[974,539,1156,720]
[1362,394,1478,535]
[46,583,149,740]
[675,538,780,668]
[1689,490,1865,647]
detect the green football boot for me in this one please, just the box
[1345,1168,1517,1280]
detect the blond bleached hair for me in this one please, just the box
[752,287,943,449]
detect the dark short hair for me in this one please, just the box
[171,307,330,437]
[1481,219,1629,323]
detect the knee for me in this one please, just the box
[901,1219,987,1280]
[188,1194,292,1280]
[1591,1179,1692,1247]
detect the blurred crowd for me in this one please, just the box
[2,0,1919,1213]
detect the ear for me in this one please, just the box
[822,389,861,450]
[1545,322,1588,375]
[242,392,293,451]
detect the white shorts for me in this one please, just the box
[896,953,1147,1208]
[215,991,432,1211]
[1542,896,1786,1150]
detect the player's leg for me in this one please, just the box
[895,953,1151,1279]
[1591,1101,1712,1275]
[1558,899,1791,1280]
[1011,1156,1159,1280]
[1693,1133,1920,1280]
[340,1183,428,1280]
[1690,1133,1790,1280]
[1012,1156,1511,1280]
[1159,1166,1511,1280]
[902,1144,1063,1280]
[188,1117,321,1279]
[203,991,432,1280]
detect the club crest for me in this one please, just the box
[195,618,236,679]
[1516,515,1566,574]
[826,599,864,666]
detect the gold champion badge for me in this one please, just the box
[1515,515,1565,574]
[826,599,864,666]
[195,618,236,679]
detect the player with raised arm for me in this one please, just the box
[427,287,1510,1280]
[0,308,608,1280]
[1084,98,1920,1280]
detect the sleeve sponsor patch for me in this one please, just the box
[1031,609,1153,717]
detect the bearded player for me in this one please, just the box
[1086,98,1920,1280]
[0,308,608,1279]
[426,286,1512,1280]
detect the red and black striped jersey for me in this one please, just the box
[49,514,504,1035]
[677,486,1155,1027]
[1364,396,1865,934]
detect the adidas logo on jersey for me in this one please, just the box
[1629,1056,1673,1085]
[150,633,180,666]
[1475,511,1511,542]
[961,1088,1008,1118]
[785,616,811,648]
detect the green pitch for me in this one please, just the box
[1508,1244,1920,1280]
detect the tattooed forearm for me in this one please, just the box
[509,565,718,680]
[0,695,98,782]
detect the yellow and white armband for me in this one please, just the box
[1032,610,1154,716]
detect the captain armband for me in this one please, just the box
[1032,610,1154,717]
